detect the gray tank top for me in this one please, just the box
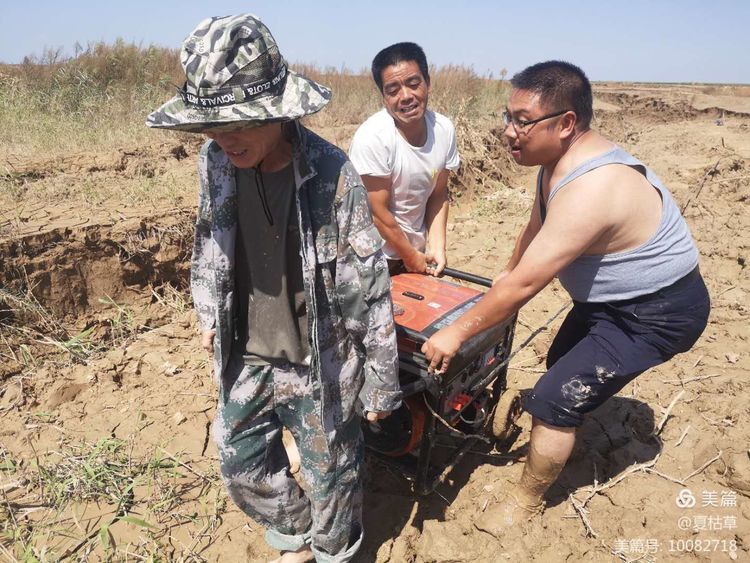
[539,146,699,302]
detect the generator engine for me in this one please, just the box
[362,269,516,494]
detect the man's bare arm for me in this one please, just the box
[361,174,430,273]
[421,173,614,371]
[424,169,450,275]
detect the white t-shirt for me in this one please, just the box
[349,109,460,259]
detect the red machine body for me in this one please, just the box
[362,270,517,494]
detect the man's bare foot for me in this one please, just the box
[282,428,301,474]
[269,545,314,563]
[474,492,543,538]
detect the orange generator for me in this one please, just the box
[362,268,517,494]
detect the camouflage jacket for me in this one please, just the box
[190,123,400,429]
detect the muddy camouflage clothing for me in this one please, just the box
[191,123,400,560]
[191,123,400,419]
[214,356,363,561]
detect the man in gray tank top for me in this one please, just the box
[146,15,400,563]
[421,61,710,537]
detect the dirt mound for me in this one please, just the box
[0,211,194,382]
[596,91,750,122]
[445,103,521,204]
[1,210,193,320]
[0,138,203,242]
[2,139,202,185]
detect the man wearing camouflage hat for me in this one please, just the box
[147,14,400,563]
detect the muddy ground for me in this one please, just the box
[1,84,749,562]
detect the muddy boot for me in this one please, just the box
[475,442,565,538]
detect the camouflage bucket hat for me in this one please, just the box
[146,14,331,132]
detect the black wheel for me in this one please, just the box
[491,389,524,444]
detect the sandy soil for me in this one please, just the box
[1,84,749,562]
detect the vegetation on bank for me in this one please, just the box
[0,41,509,155]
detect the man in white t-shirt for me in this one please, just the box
[349,42,460,276]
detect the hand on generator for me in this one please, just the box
[421,325,463,374]
[201,329,216,354]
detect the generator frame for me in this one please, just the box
[366,268,517,495]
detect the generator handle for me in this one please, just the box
[398,325,428,345]
[441,267,493,288]
[396,374,440,400]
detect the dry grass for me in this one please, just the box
[1,42,509,157]
[0,279,191,381]
[1,437,224,561]
[0,42,181,157]
[1,42,514,221]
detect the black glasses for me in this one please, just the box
[502,109,572,131]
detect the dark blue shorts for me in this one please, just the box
[524,267,710,428]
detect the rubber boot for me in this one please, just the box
[475,441,566,538]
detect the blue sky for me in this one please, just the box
[3,0,749,83]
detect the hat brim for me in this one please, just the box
[146,71,331,133]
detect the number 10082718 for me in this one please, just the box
[668,539,737,553]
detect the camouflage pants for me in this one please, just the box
[213,352,363,562]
